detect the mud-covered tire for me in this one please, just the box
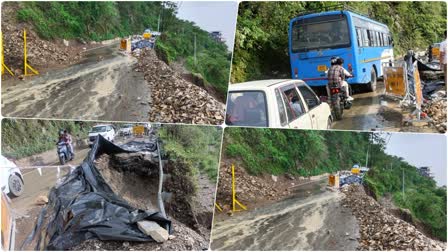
[332,97,343,120]
[9,174,24,197]
[366,68,377,92]
[59,155,66,165]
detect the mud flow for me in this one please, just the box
[95,152,160,211]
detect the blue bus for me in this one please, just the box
[289,10,393,91]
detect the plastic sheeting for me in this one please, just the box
[22,135,171,250]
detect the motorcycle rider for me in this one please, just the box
[327,57,354,101]
[63,130,74,159]
[58,130,74,160]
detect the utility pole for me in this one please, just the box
[402,168,405,200]
[194,34,197,65]
[157,13,161,32]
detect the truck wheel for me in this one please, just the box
[366,68,377,92]
[9,174,24,197]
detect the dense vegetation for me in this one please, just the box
[232,1,447,82]
[223,127,446,240]
[1,118,93,159]
[15,1,231,96]
[159,125,222,181]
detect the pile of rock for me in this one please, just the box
[341,185,445,251]
[1,23,82,75]
[423,91,447,133]
[215,163,292,210]
[136,48,224,125]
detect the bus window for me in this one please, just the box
[376,32,380,47]
[362,29,369,47]
[291,15,350,52]
[356,28,362,47]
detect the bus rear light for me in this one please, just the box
[348,63,352,72]
[294,67,298,78]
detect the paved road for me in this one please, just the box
[1,44,150,121]
[331,82,402,131]
[11,147,90,217]
[211,180,359,251]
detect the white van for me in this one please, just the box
[226,79,332,129]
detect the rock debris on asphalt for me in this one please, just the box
[341,185,446,251]
[135,48,225,125]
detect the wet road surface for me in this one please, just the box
[331,82,402,131]
[1,44,150,121]
[210,179,359,251]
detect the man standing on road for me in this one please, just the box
[440,30,447,85]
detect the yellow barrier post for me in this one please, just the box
[23,29,39,76]
[214,202,223,212]
[1,32,14,76]
[231,164,247,212]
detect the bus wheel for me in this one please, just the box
[366,68,377,92]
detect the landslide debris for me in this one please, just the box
[1,2,82,75]
[341,185,446,251]
[94,153,160,211]
[135,48,225,125]
[215,161,314,211]
[72,219,208,251]
[422,93,447,133]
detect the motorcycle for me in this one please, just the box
[329,80,353,120]
[57,141,73,165]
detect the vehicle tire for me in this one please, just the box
[327,117,332,129]
[8,174,24,197]
[59,155,66,165]
[333,97,343,120]
[366,68,377,92]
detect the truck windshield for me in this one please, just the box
[91,126,106,133]
[291,14,350,52]
[226,91,268,127]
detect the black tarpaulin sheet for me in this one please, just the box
[412,55,441,71]
[23,135,171,250]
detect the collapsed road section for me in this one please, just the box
[20,135,211,251]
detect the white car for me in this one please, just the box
[0,155,25,197]
[88,124,116,146]
[226,79,332,129]
[118,124,133,136]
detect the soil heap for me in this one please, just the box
[1,3,82,75]
[341,185,445,251]
[135,48,224,125]
[422,93,447,133]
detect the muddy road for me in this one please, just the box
[211,179,359,251]
[331,82,401,131]
[1,44,150,121]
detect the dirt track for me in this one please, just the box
[211,179,359,251]
[1,44,151,121]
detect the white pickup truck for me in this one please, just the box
[226,79,332,129]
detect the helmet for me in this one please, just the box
[336,57,344,65]
[59,130,64,136]
[330,57,338,65]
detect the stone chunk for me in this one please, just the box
[137,221,169,243]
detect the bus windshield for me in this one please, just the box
[291,15,350,52]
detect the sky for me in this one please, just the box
[384,133,447,187]
[175,1,238,50]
